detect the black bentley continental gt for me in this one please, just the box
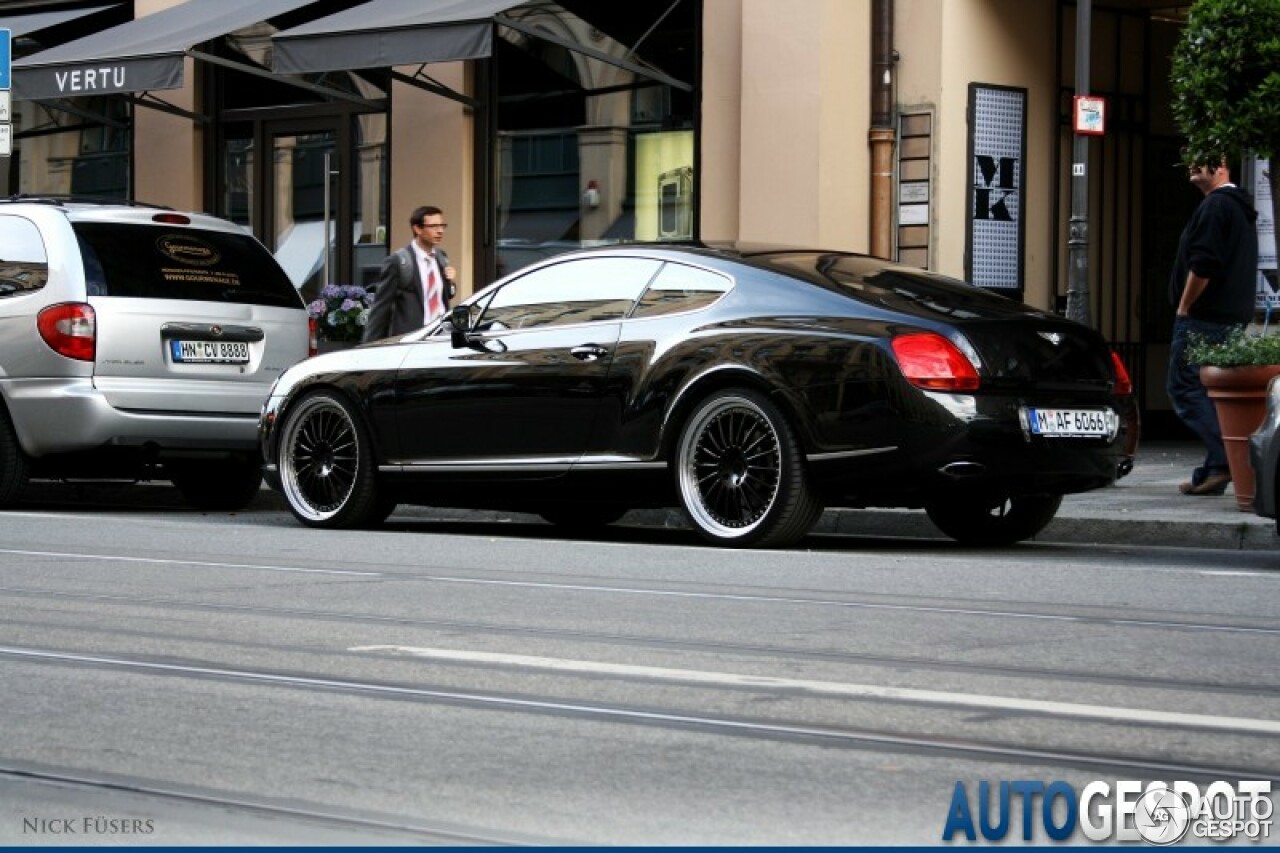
[260,245,1138,547]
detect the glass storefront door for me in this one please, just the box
[219,111,388,303]
[267,124,340,301]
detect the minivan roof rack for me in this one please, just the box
[1,195,174,210]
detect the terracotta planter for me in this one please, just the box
[1200,364,1280,511]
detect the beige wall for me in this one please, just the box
[704,0,870,252]
[132,0,200,210]
[699,0,743,242]
[389,63,476,297]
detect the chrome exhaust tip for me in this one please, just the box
[939,460,986,478]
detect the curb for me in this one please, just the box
[383,505,1278,551]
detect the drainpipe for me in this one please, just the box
[868,0,896,259]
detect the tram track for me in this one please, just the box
[1,583,1278,700]
[2,644,1278,783]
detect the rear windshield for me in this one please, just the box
[73,222,303,309]
[766,253,1031,321]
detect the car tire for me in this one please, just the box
[169,455,263,511]
[925,493,1063,546]
[0,406,30,508]
[675,388,823,548]
[539,505,628,530]
[277,391,387,528]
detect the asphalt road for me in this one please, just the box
[1,485,1278,845]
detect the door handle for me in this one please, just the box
[570,344,610,362]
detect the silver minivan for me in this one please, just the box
[0,198,312,510]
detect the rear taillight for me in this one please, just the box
[37,302,96,361]
[307,316,319,358]
[1110,351,1133,396]
[890,332,980,392]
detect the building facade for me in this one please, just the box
[6,0,1256,435]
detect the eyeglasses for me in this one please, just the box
[417,222,448,230]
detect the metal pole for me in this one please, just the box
[323,150,332,288]
[1065,0,1091,325]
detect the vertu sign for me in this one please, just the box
[13,56,184,101]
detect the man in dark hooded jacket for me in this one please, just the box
[1167,157,1259,496]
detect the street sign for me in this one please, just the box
[1,30,12,158]
[0,28,10,90]
[1073,94,1106,136]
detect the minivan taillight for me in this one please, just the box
[307,316,319,358]
[890,332,980,391]
[37,302,96,361]
[1110,351,1133,396]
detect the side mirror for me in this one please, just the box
[448,305,471,348]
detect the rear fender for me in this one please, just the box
[659,365,817,461]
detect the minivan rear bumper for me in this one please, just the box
[2,377,260,456]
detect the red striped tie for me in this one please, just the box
[426,262,443,321]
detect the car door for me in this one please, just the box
[390,256,661,468]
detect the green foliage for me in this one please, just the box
[1187,326,1280,366]
[1170,0,1280,164]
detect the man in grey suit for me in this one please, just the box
[363,205,458,342]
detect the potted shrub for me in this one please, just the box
[1187,327,1280,511]
[306,284,373,351]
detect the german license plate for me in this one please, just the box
[1025,407,1114,437]
[170,339,250,364]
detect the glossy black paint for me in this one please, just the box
[261,244,1137,528]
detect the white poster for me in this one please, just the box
[1256,156,1278,312]
[967,85,1026,292]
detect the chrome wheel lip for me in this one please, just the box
[279,396,359,523]
[677,395,782,540]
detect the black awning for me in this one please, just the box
[12,0,319,101]
[271,0,522,74]
[3,4,123,40]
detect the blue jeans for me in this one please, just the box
[1167,316,1236,482]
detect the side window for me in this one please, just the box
[632,262,733,318]
[479,257,661,331]
[0,216,50,298]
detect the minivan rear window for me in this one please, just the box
[73,222,303,309]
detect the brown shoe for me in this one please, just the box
[1178,472,1231,495]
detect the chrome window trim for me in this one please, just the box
[806,446,897,463]
[383,457,578,473]
[381,454,667,473]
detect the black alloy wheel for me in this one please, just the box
[539,505,628,530]
[0,406,29,508]
[675,388,822,547]
[925,493,1063,545]
[278,391,392,528]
